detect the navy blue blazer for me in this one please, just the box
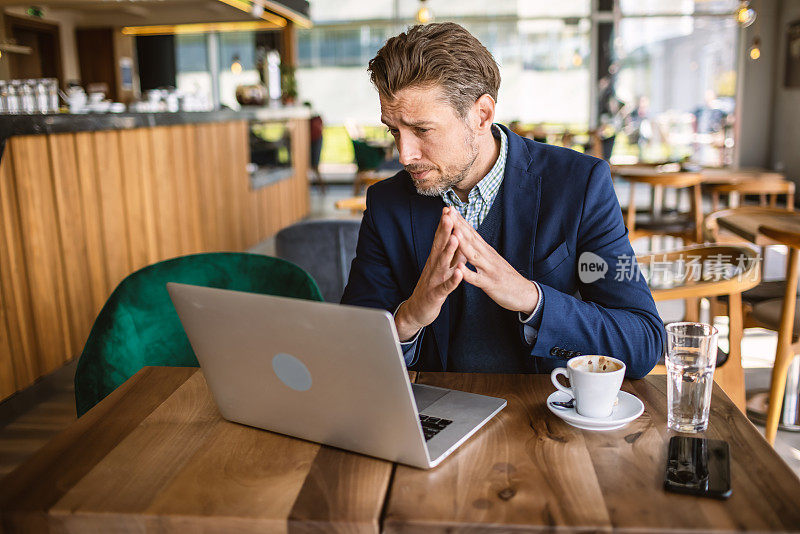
[341,125,665,378]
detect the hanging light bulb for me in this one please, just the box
[572,49,583,67]
[230,55,243,74]
[736,0,757,27]
[416,0,433,24]
[749,36,761,60]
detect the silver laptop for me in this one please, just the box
[167,282,506,469]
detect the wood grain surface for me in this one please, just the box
[1,368,798,533]
[717,211,800,246]
[384,373,800,533]
[0,119,311,401]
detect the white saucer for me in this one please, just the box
[546,390,644,431]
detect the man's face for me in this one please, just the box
[380,85,479,197]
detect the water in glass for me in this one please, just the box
[667,347,715,432]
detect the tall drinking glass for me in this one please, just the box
[666,322,719,432]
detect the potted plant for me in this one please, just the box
[280,64,298,106]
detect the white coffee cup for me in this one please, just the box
[551,355,626,418]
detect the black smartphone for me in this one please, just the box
[664,436,731,499]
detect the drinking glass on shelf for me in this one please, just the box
[666,322,719,433]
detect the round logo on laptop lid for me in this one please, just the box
[271,353,312,391]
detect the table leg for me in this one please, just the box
[715,291,746,411]
[766,247,800,444]
[652,185,664,219]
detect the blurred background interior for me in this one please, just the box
[2,0,800,478]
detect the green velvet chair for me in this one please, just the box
[74,252,322,417]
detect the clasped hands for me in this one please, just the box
[395,207,539,342]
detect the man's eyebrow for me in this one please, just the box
[381,118,434,128]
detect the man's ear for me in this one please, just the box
[471,94,496,133]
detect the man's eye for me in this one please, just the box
[387,128,399,136]
[416,128,430,134]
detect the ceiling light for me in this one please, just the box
[749,37,761,60]
[736,1,757,27]
[231,56,243,74]
[416,0,433,24]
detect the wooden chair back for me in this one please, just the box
[709,178,795,211]
[624,172,704,243]
[636,244,761,302]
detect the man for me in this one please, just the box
[341,23,664,378]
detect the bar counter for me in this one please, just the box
[0,106,313,140]
[0,107,311,401]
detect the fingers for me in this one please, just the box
[437,234,459,273]
[432,207,455,254]
[435,265,463,297]
[453,227,486,270]
[450,251,466,269]
[449,211,492,269]
[457,262,483,288]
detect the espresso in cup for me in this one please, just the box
[570,355,623,374]
[551,355,625,418]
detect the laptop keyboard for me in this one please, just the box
[419,414,453,441]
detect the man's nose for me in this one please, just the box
[397,136,421,166]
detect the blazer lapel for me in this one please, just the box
[498,125,541,280]
[409,187,449,370]
[408,126,541,371]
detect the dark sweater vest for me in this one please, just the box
[447,188,536,373]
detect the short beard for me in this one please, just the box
[408,129,479,197]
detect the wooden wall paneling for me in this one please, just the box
[73,132,110,314]
[216,122,234,251]
[255,186,269,243]
[9,136,73,374]
[266,182,279,236]
[291,118,310,221]
[256,183,269,239]
[194,123,219,251]
[92,131,133,292]
[280,179,291,230]
[213,122,235,251]
[48,134,96,357]
[0,146,37,389]
[135,129,161,265]
[118,130,154,272]
[270,181,282,236]
[202,123,221,251]
[222,122,244,252]
[237,121,259,249]
[0,281,18,399]
[149,127,181,260]
[202,122,221,250]
[167,126,193,256]
[178,125,204,254]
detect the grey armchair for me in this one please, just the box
[275,219,361,302]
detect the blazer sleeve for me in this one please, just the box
[530,161,666,378]
[340,188,424,366]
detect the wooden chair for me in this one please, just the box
[752,224,800,444]
[335,195,367,214]
[623,172,705,245]
[637,244,761,410]
[708,177,794,212]
[704,207,797,308]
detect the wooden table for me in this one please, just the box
[2,367,799,533]
[717,210,800,246]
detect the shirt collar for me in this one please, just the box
[442,124,507,206]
